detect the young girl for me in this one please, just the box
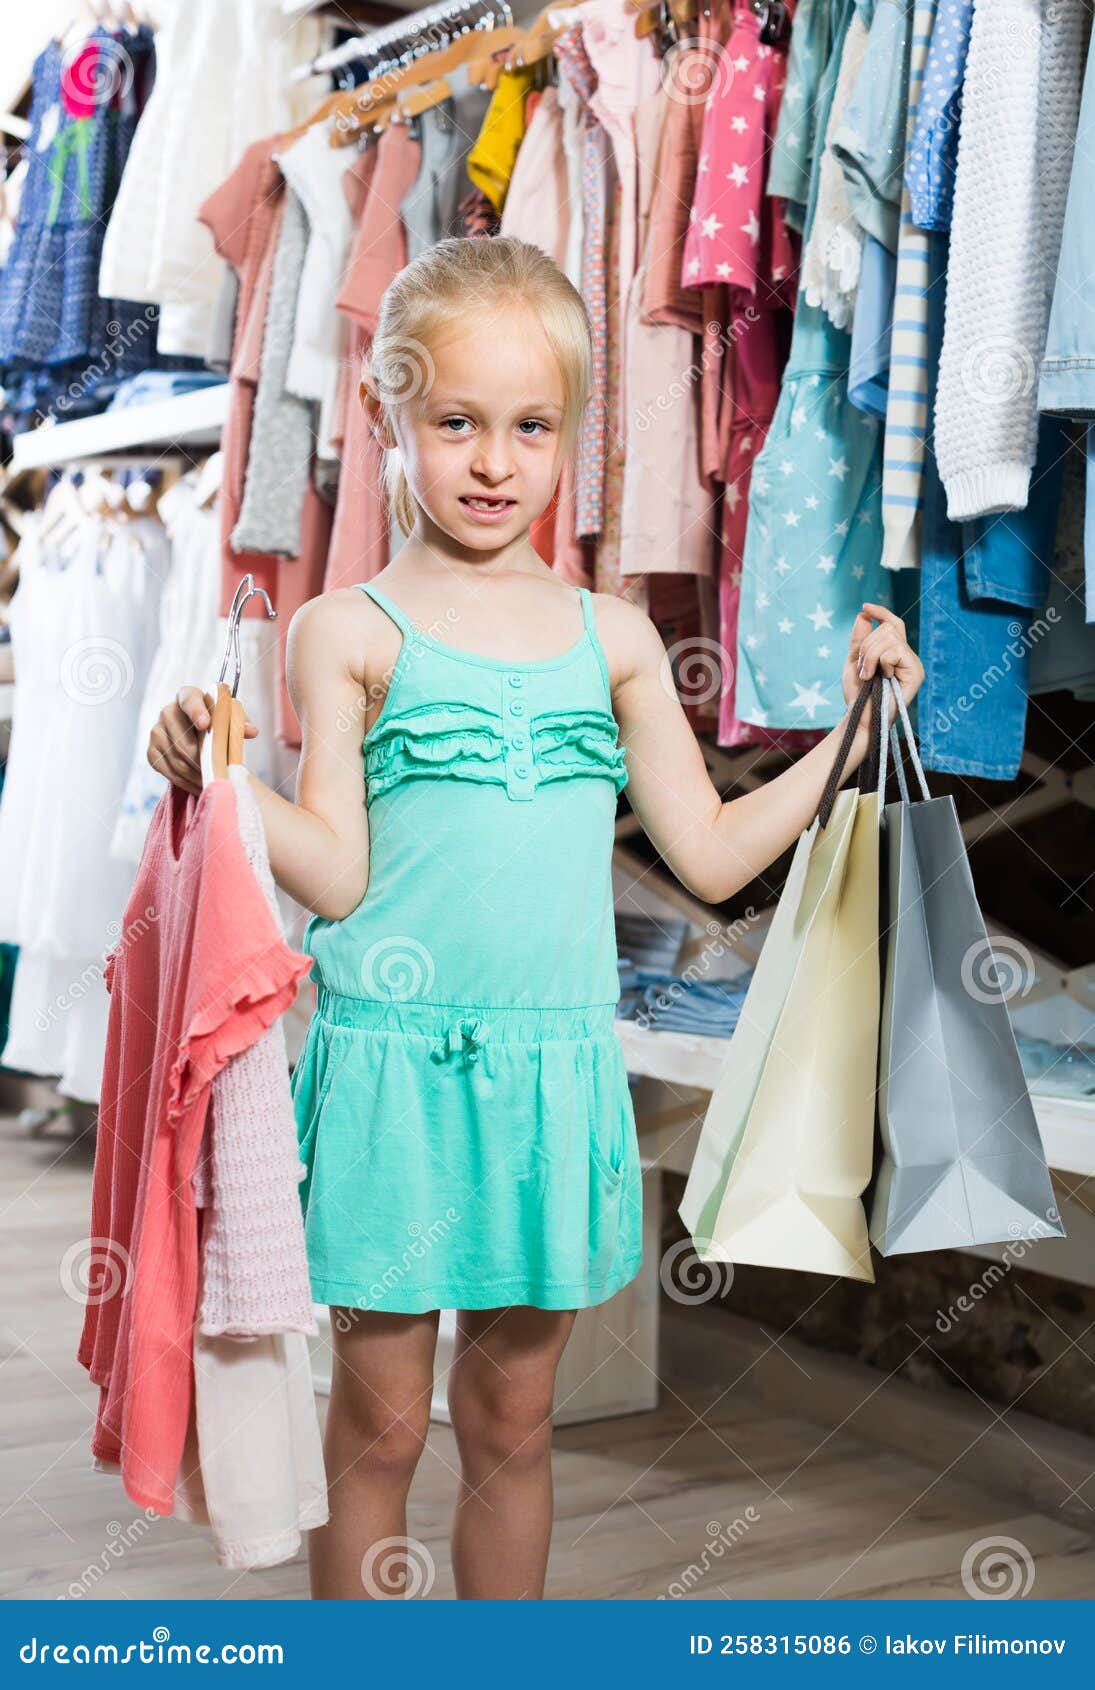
[148,236,924,1601]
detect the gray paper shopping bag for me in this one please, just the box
[869,677,1066,1254]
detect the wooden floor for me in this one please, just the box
[4,1107,1095,1601]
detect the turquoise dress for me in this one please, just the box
[289,581,645,1314]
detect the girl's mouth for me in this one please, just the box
[459,495,516,522]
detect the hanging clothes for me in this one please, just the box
[278,123,356,464]
[79,775,313,1516]
[192,765,316,1342]
[735,0,896,731]
[325,124,421,589]
[404,63,494,256]
[98,0,325,359]
[498,85,570,268]
[198,136,333,748]
[554,23,613,538]
[877,0,936,569]
[110,467,283,866]
[933,0,1087,520]
[619,86,715,582]
[466,65,537,214]
[0,506,167,962]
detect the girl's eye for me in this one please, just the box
[440,417,471,435]
[518,419,549,437]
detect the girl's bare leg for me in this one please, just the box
[308,1307,440,1600]
[446,1305,578,1600]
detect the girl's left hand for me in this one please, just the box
[842,602,925,736]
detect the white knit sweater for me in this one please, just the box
[934,0,1087,521]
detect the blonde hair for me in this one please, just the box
[363,237,593,539]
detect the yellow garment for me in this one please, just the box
[466,68,536,214]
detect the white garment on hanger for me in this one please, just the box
[97,0,327,358]
[277,123,356,463]
[0,511,167,959]
[0,948,111,1104]
[95,1328,328,1571]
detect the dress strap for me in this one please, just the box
[577,586,595,631]
[354,580,416,638]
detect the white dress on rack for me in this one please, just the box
[111,475,288,865]
[96,0,327,358]
[0,510,167,1098]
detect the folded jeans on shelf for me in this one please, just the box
[617,964,755,1036]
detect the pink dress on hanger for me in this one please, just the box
[325,124,421,589]
[79,780,312,1515]
[198,138,333,749]
[679,3,819,753]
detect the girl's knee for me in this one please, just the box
[447,1373,555,1472]
[329,1379,432,1480]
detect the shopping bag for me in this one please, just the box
[680,674,888,1281]
[868,676,1066,1253]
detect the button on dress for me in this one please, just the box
[289,583,644,1313]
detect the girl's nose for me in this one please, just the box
[471,432,514,482]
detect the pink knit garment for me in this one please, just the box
[79,778,313,1515]
[192,765,317,1340]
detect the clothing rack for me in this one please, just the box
[290,0,516,81]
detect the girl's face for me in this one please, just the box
[373,304,570,549]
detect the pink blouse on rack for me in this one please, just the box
[325,124,421,591]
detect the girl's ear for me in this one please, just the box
[359,375,396,449]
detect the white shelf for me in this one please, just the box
[614,1020,1095,1179]
[8,383,230,472]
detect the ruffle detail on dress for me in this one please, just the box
[167,943,314,1130]
[364,703,628,800]
[532,710,629,792]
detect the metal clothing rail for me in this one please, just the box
[290,0,515,81]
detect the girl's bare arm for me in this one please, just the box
[148,589,375,921]
[603,595,923,907]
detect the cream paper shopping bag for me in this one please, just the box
[678,787,860,1248]
[681,675,887,1282]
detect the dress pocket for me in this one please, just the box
[293,1020,349,1183]
[587,1039,629,1187]
[588,1115,626,1187]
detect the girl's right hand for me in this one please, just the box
[146,685,259,797]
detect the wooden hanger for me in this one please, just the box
[496,2,580,72]
[329,22,527,146]
[396,10,565,126]
[207,575,276,782]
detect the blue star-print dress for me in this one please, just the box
[735,0,897,731]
